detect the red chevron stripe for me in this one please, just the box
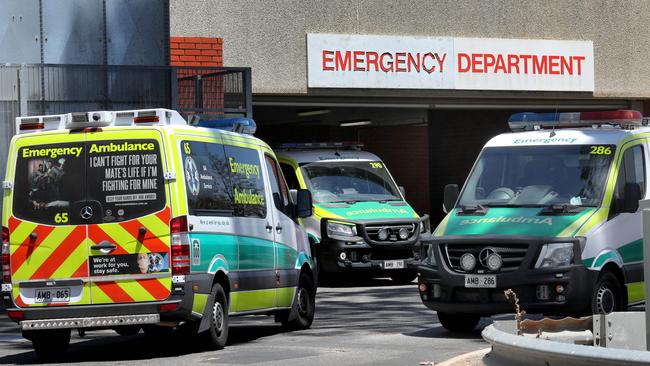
[14,295,27,308]
[95,281,134,303]
[29,226,86,280]
[10,224,56,275]
[87,225,128,255]
[118,219,168,253]
[8,216,21,232]
[138,278,170,300]
[71,259,88,278]
[155,207,171,226]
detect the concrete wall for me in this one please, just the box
[171,0,650,98]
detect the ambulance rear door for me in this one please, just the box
[84,129,172,305]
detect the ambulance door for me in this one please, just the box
[85,130,171,304]
[8,134,90,308]
[263,154,301,308]
[222,143,275,312]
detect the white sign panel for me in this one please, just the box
[307,34,594,92]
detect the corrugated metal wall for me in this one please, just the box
[0,0,170,210]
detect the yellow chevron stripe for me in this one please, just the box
[50,239,88,279]
[10,221,38,244]
[95,225,138,252]
[116,280,156,302]
[13,226,75,280]
[90,283,115,304]
[138,214,170,238]
[313,206,345,220]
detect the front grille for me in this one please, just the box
[365,223,416,243]
[442,244,528,273]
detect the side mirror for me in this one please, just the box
[399,186,406,198]
[624,183,642,213]
[443,184,459,214]
[289,189,298,205]
[296,189,313,218]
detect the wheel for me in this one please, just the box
[591,271,624,314]
[437,312,480,332]
[282,273,316,330]
[390,270,417,285]
[28,329,71,360]
[114,326,141,336]
[201,282,229,349]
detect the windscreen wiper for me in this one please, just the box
[458,203,488,215]
[539,203,584,214]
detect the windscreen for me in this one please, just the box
[301,160,401,203]
[458,145,615,207]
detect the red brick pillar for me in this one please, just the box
[170,36,223,66]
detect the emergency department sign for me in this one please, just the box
[307,34,594,92]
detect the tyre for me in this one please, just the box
[201,282,229,349]
[437,312,480,332]
[282,273,316,330]
[29,329,71,360]
[591,271,624,314]
[114,326,141,336]
[390,270,417,285]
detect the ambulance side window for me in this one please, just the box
[223,145,267,218]
[181,141,234,216]
[265,155,291,217]
[612,145,645,216]
[280,163,300,190]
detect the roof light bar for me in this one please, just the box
[277,142,364,150]
[508,110,644,131]
[195,117,257,135]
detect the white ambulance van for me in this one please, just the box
[417,110,648,331]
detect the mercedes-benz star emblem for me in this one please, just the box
[80,206,94,220]
[479,247,498,268]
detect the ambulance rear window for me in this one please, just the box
[12,139,165,225]
[13,142,85,225]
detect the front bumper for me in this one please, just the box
[416,235,597,316]
[318,238,419,273]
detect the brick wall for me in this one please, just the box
[170,36,223,67]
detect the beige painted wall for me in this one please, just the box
[171,0,650,98]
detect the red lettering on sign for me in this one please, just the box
[322,50,334,71]
[548,55,560,75]
[407,53,420,72]
[366,52,379,72]
[434,53,446,72]
[422,52,436,73]
[335,51,351,71]
[471,53,483,73]
[573,55,585,75]
[353,51,365,71]
[380,52,393,72]
[457,53,471,72]
[395,52,407,72]
[507,54,520,74]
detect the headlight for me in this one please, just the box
[425,244,438,266]
[327,222,357,237]
[535,243,574,268]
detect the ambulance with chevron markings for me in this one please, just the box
[1,109,316,358]
[416,110,650,332]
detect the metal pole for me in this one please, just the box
[641,198,650,350]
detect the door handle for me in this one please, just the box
[275,225,283,233]
[265,223,273,233]
[91,240,117,252]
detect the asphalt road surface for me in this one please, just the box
[0,278,493,365]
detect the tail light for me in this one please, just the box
[2,227,10,283]
[170,216,190,275]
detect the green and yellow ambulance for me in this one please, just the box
[276,143,430,284]
[1,109,316,358]
[417,110,649,332]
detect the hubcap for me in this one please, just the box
[213,302,224,334]
[297,287,309,316]
[596,285,615,314]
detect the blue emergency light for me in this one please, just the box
[196,117,257,135]
[508,110,644,131]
